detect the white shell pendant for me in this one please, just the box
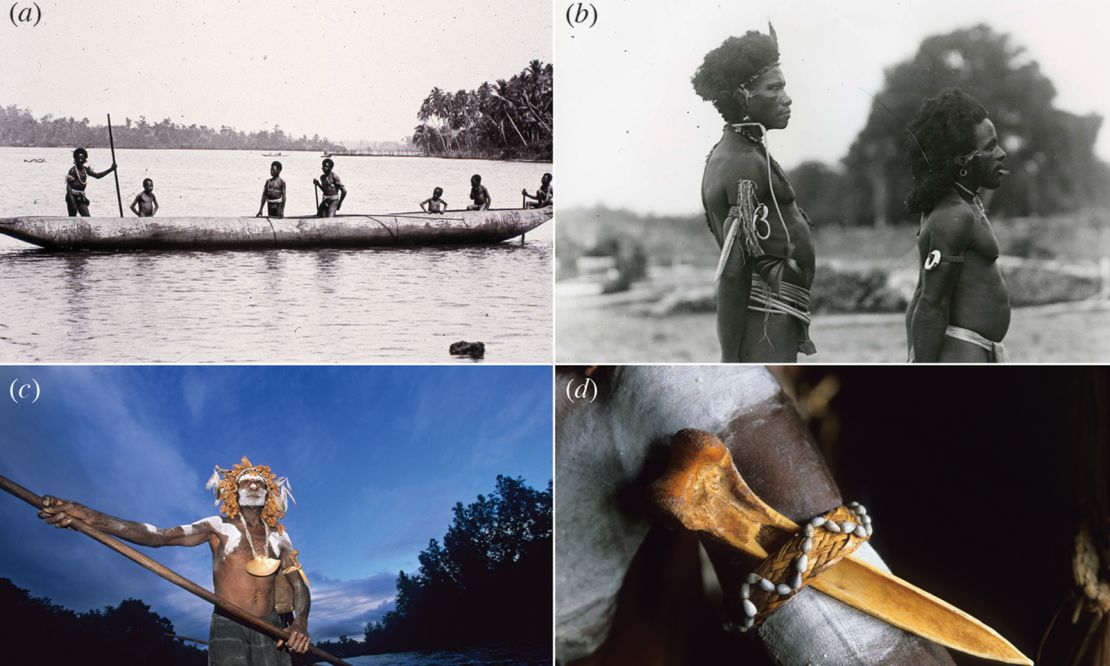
[246,556,281,576]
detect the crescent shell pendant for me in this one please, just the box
[246,556,281,576]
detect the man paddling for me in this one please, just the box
[66,147,117,216]
[905,88,1011,362]
[313,159,346,217]
[522,173,553,208]
[39,457,311,665]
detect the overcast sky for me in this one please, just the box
[0,366,552,642]
[1,0,551,144]
[556,0,1110,214]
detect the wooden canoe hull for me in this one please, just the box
[0,208,552,250]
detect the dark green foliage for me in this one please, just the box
[842,24,1109,225]
[0,105,345,152]
[413,61,552,161]
[0,578,207,665]
[363,476,552,654]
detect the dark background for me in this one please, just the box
[571,367,1105,666]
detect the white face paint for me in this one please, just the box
[238,475,268,508]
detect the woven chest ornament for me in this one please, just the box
[650,429,1032,665]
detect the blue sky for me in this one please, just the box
[0,366,552,641]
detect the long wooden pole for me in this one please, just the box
[0,475,351,666]
[106,114,123,217]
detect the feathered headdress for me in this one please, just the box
[205,457,295,529]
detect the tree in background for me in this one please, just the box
[0,578,206,665]
[412,61,553,160]
[364,476,553,653]
[0,105,345,152]
[842,24,1106,226]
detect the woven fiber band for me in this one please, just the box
[731,502,872,631]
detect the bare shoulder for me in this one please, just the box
[189,515,225,533]
[269,525,295,555]
[922,198,976,246]
[706,144,767,201]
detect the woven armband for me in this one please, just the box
[728,502,873,632]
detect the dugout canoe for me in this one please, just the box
[0,208,551,251]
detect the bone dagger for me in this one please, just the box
[650,429,1033,666]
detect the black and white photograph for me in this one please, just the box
[0,0,553,363]
[555,0,1110,363]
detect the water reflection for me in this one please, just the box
[0,147,553,363]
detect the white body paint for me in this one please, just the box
[268,529,293,558]
[198,516,242,557]
[141,522,157,534]
[238,488,266,507]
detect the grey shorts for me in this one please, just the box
[208,612,292,666]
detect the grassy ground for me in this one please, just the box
[555,299,1110,363]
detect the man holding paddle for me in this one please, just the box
[38,457,312,665]
[314,158,346,217]
[65,147,117,216]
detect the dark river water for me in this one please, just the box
[0,147,553,363]
[345,646,550,665]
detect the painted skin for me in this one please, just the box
[701,66,815,362]
[38,477,311,654]
[907,118,1010,362]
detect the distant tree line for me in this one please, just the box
[794,24,1109,227]
[412,60,553,161]
[0,577,206,666]
[355,475,552,654]
[0,105,346,152]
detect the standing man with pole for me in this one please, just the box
[107,114,124,217]
[35,457,314,665]
[65,147,116,217]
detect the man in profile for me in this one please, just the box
[694,25,817,362]
[905,88,1010,362]
[39,457,311,665]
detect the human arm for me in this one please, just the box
[151,194,159,216]
[258,184,268,216]
[909,208,974,362]
[711,153,767,362]
[335,175,346,210]
[130,194,142,216]
[87,163,117,179]
[420,197,432,212]
[38,496,214,548]
[483,186,492,209]
[276,540,311,653]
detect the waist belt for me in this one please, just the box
[748,275,817,355]
[944,325,1008,362]
[748,276,811,324]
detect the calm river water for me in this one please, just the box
[346,646,550,665]
[0,147,552,363]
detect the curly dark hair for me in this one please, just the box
[904,87,989,214]
[692,32,780,123]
